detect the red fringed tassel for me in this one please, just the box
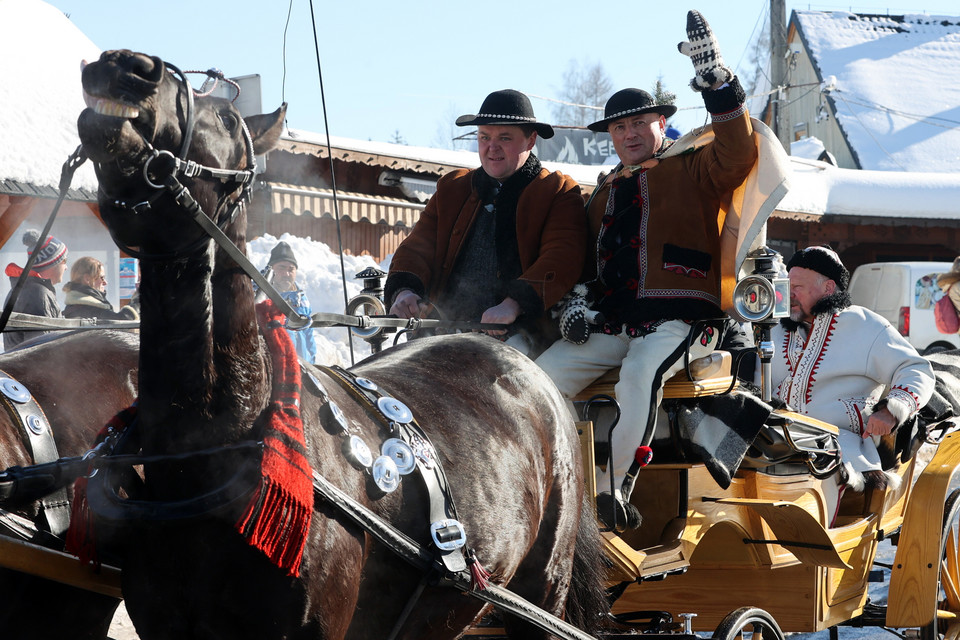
[236,301,313,577]
[467,550,491,591]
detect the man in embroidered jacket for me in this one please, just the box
[384,89,586,357]
[770,246,934,494]
[536,10,757,526]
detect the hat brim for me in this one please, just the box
[455,115,554,139]
[587,104,678,133]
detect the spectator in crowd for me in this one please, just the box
[937,257,960,318]
[3,230,69,350]
[62,256,139,322]
[269,241,317,364]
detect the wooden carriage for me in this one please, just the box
[567,349,960,640]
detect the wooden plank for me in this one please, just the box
[714,498,851,569]
[888,432,960,627]
[0,196,37,252]
[0,535,122,598]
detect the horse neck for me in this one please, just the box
[137,235,270,451]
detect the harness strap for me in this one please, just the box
[310,469,598,640]
[319,365,467,574]
[0,369,71,539]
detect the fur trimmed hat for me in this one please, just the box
[455,89,554,139]
[23,229,68,271]
[268,241,298,269]
[787,246,850,291]
[588,88,678,133]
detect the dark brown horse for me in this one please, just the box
[0,329,138,639]
[77,49,605,640]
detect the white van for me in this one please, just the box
[848,261,960,355]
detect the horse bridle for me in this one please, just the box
[90,60,311,328]
[98,62,258,261]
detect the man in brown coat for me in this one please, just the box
[384,89,586,356]
[536,10,759,529]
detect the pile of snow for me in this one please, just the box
[247,233,389,367]
[0,0,100,191]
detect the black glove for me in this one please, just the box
[558,284,603,345]
[678,10,734,92]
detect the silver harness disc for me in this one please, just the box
[382,438,417,475]
[372,455,400,493]
[0,378,30,404]
[343,434,373,469]
[377,396,413,424]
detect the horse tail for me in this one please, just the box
[563,493,609,635]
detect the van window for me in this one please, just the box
[916,273,940,309]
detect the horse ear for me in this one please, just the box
[246,103,287,156]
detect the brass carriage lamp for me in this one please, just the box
[732,247,790,402]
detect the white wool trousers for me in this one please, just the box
[536,320,716,500]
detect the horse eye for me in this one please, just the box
[219,111,238,132]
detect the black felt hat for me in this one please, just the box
[588,88,678,133]
[787,246,850,291]
[456,89,554,139]
[268,241,298,269]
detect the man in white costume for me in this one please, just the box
[770,246,935,496]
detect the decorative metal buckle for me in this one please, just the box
[430,519,466,551]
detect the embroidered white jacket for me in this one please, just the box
[769,305,935,475]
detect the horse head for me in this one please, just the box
[78,49,285,256]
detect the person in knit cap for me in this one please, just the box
[769,245,934,518]
[268,240,316,364]
[62,256,139,323]
[384,88,586,357]
[3,229,69,350]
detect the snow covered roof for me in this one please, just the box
[284,128,611,188]
[0,0,101,197]
[778,157,960,224]
[793,10,960,172]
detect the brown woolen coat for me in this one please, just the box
[584,110,757,321]
[387,166,587,316]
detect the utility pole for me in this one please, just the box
[770,0,790,152]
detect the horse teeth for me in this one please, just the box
[83,91,140,119]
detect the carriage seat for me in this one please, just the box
[739,410,842,477]
[572,350,735,402]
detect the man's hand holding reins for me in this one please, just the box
[864,407,897,438]
[390,289,425,319]
[481,298,521,335]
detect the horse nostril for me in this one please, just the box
[125,53,165,84]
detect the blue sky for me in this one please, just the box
[46,0,960,148]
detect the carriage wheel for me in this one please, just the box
[920,488,960,640]
[712,607,784,640]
